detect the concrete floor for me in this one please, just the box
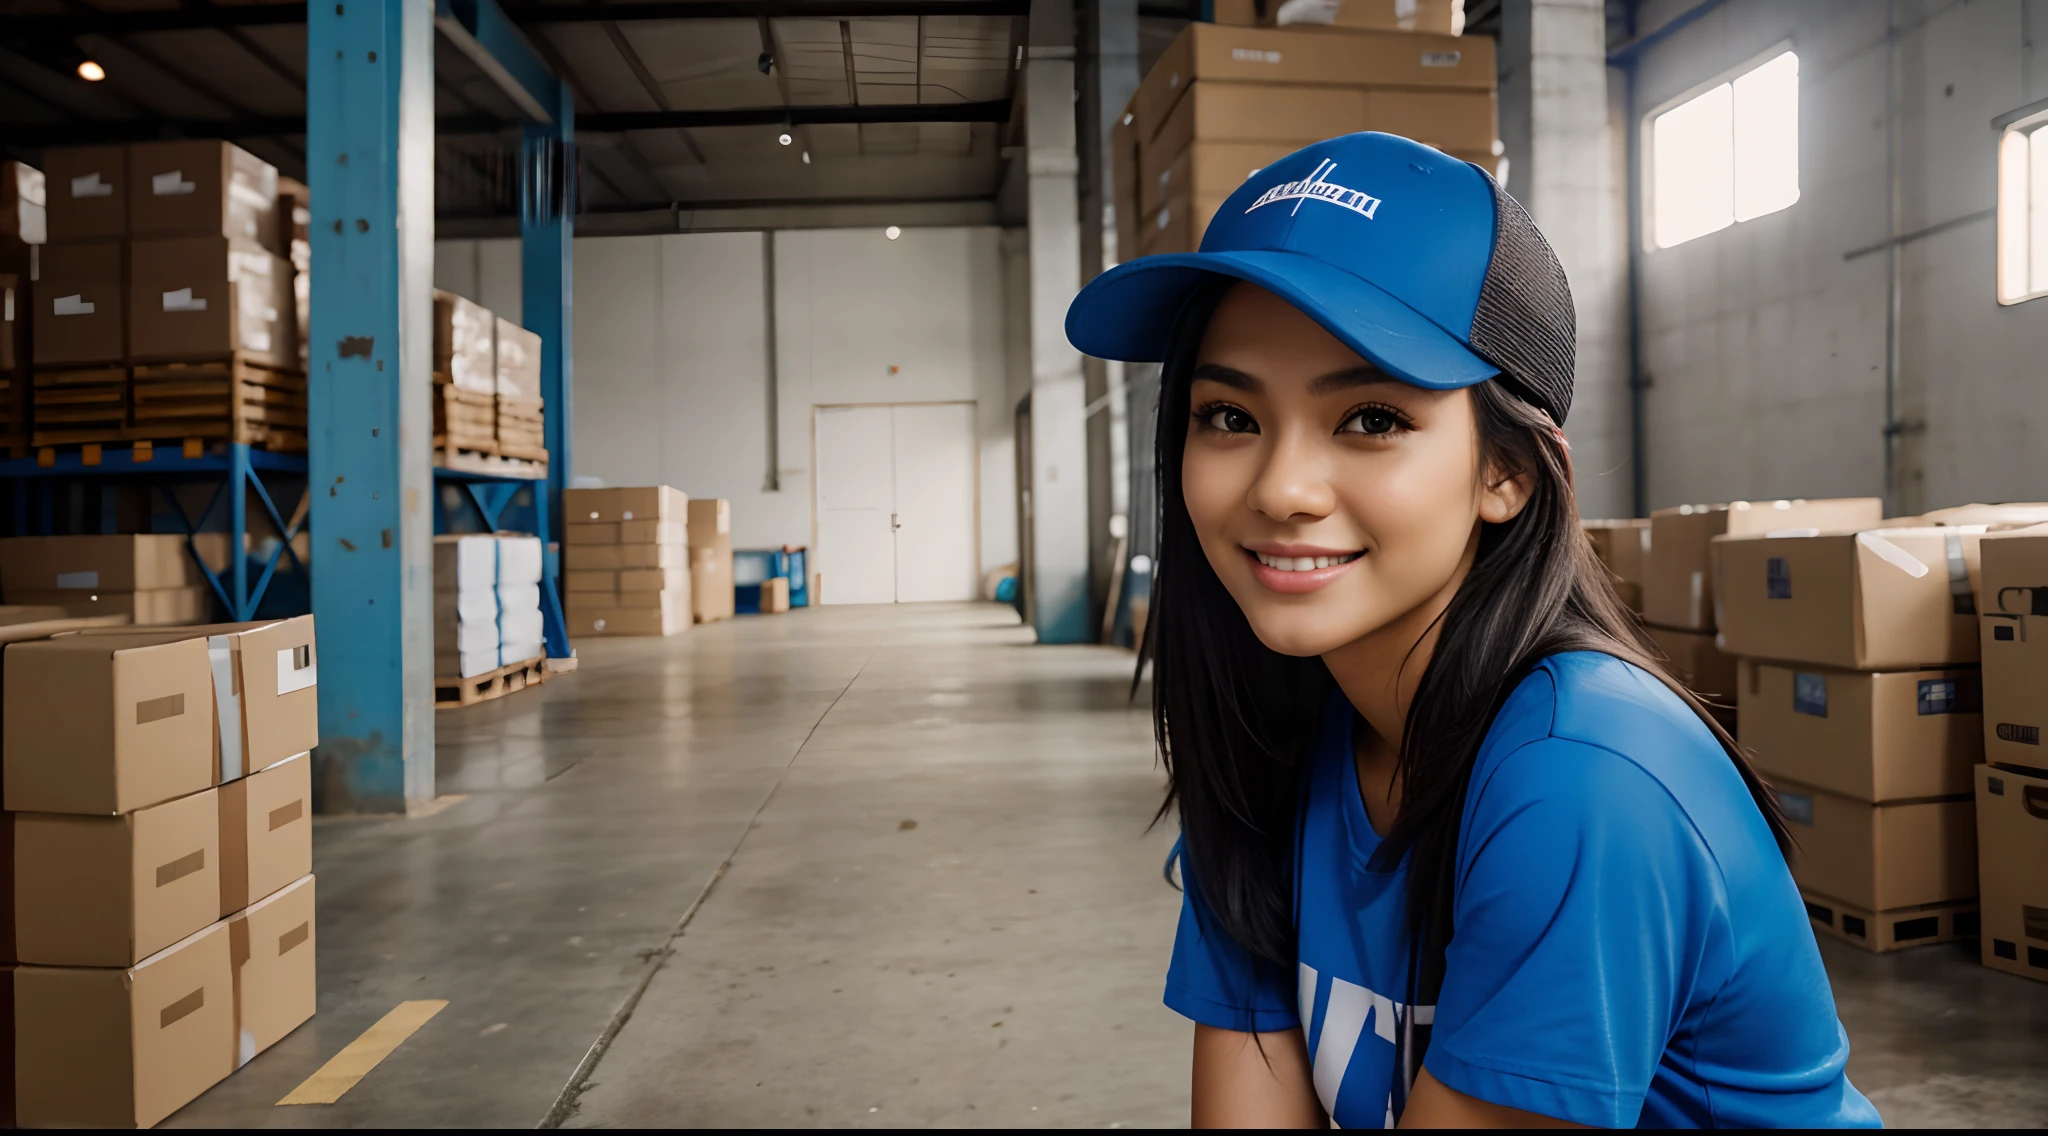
[164,602,2048,1128]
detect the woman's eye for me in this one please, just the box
[1203,407,1258,434]
[1342,408,1403,436]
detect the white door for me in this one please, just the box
[815,406,898,605]
[815,403,978,604]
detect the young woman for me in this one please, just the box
[1066,133,1879,1129]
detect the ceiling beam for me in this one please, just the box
[0,1,1029,37]
[503,2,1028,21]
[579,100,1009,131]
[434,0,560,123]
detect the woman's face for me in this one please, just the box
[1181,283,1525,659]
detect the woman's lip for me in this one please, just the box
[1242,547,1360,594]
[1243,542,1362,558]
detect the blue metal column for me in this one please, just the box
[522,86,574,642]
[307,0,437,813]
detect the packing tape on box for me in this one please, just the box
[209,638,247,781]
[1856,532,1930,578]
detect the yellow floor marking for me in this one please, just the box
[277,999,449,1106]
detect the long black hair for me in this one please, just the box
[1144,278,1789,988]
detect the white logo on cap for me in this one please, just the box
[1246,159,1382,220]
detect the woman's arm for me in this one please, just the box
[1191,1023,1327,1129]
[1399,1068,1588,1129]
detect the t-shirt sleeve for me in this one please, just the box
[1424,738,1725,1128]
[1163,840,1301,1034]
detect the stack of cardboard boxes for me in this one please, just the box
[1581,517,1649,614]
[0,533,226,626]
[1640,500,1883,726]
[1,613,317,1127]
[430,290,550,471]
[1712,503,2048,952]
[562,486,694,637]
[1973,523,2048,982]
[1112,16,1497,260]
[1,159,44,453]
[35,141,303,453]
[434,533,546,679]
[689,497,736,625]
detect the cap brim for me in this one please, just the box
[1064,249,1501,391]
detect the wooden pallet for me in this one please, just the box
[31,364,127,446]
[433,438,547,478]
[496,395,545,460]
[434,654,547,709]
[434,384,496,451]
[130,356,307,451]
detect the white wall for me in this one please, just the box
[436,228,1018,572]
[1633,0,2048,515]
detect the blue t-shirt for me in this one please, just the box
[1165,652,1880,1128]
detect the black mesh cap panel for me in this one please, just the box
[1465,172,1577,424]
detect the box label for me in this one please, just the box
[1916,676,1980,716]
[1766,556,1791,599]
[1420,51,1462,66]
[55,569,98,589]
[1997,723,2042,746]
[1776,789,1815,826]
[277,643,317,694]
[1793,672,1828,717]
[70,172,112,198]
[51,294,93,316]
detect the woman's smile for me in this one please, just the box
[1244,543,1365,593]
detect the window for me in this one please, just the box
[1647,50,1800,250]
[1997,108,2048,305]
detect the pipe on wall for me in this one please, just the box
[763,229,781,492]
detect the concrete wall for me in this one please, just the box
[1631,0,2048,514]
[435,228,1019,571]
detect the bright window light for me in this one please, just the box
[1650,50,1800,250]
[2001,114,2048,304]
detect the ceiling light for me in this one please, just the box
[802,151,811,165]
[76,60,105,82]
[778,132,792,146]
[885,226,901,241]
[758,51,775,75]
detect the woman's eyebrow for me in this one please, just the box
[1309,365,1398,395]
[1191,363,1260,392]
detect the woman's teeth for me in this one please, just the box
[1253,551,1361,572]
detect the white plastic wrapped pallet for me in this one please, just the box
[433,535,502,678]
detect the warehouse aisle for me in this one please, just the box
[162,602,1188,1128]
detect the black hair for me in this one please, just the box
[1143,278,1789,996]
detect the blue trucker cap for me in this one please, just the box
[1067,132,1577,424]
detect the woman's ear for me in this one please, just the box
[1478,459,1535,525]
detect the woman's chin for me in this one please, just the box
[1242,611,1364,659]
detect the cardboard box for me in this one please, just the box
[495,317,541,402]
[129,236,296,367]
[688,498,732,551]
[229,873,314,1065]
[563,541,686,571]
[9,585,212,626]
[1800,888,1978,954]
[14,919,233,1128]
[620,567,689,593]
[565,569,617,593]
[565,590,688,637]
[1978,763,2048,982]
[1142,193,1229,256]
[1647,624,1736,704]
[1644,497,1884,631]
[761,576,791,614]
[1,159,45,245]
[1583,517,1650,612]
[1112,107,1142,261]
[126,140,280,254]
[33,238,124,365]
[1134,23,1494,144]
[14,787,220,966]
[1149,82,1496,168]
[1716,524,2002,669]
[1140,140,1297,216]
[1772,778,1975,912]
[1265,0,1465,35]
[1738,660,1981,802]
[0,532,206,593]
[563,485,687,524]
[1978,525,2048,770]
[277,176,309,253]
[218,755,310,918]
[43,145,127,240]
[0,269,24,373]
[432,289,495,392]
[74,616,317,779]
[691,546,735,623]
[4,631,214,814]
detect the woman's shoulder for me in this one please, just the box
[1472,651,1774,869]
